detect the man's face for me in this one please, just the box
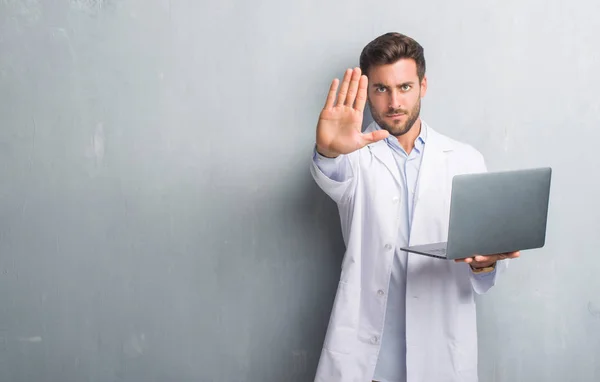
[367,59,427,137]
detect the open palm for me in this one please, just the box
[316,67,389,158]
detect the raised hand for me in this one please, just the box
[316,67,389,158]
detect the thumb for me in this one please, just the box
[361,130,390,145]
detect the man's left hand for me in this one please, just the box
[454,251,520,268]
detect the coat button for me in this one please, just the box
[377,289,385,296]
[384,244,392,251]
[392,196,399,203]
[371,336,379,344]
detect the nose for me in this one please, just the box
[389,90,402,110]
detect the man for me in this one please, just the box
[310,32,519,382]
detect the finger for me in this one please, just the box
[497,252,519,260]
[354,74,369,113]
[498,253,512,260]
[336,69,353,107]
[323,78,339,110]
[360,129,390,145]
[344,68,361,107]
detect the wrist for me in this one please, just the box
[470,262,496,273]
[315,144,340,159]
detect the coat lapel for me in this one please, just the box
[410,123,455,246]
[414,125,453,202]
[364,125,402,187]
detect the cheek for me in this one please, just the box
[406,94,420,111]
[368,95,388,114]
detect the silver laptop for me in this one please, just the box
[401,167,552,260]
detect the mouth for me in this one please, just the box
[386,113,406,119]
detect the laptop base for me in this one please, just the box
[401,242,448,259]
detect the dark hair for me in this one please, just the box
[359,32,426,81]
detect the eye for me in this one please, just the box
[375,86,387,93]
[401,84,411,92]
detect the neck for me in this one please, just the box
[396,119,422,154]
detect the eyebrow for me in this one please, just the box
[371,82,415,88]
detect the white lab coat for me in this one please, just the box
[310,121,506,382]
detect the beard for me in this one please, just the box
[369,96,421,137]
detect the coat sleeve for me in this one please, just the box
[470,262,508,294]
[309,146,357,204]
[468,149,509,294]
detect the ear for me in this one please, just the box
[420,75,428,97]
